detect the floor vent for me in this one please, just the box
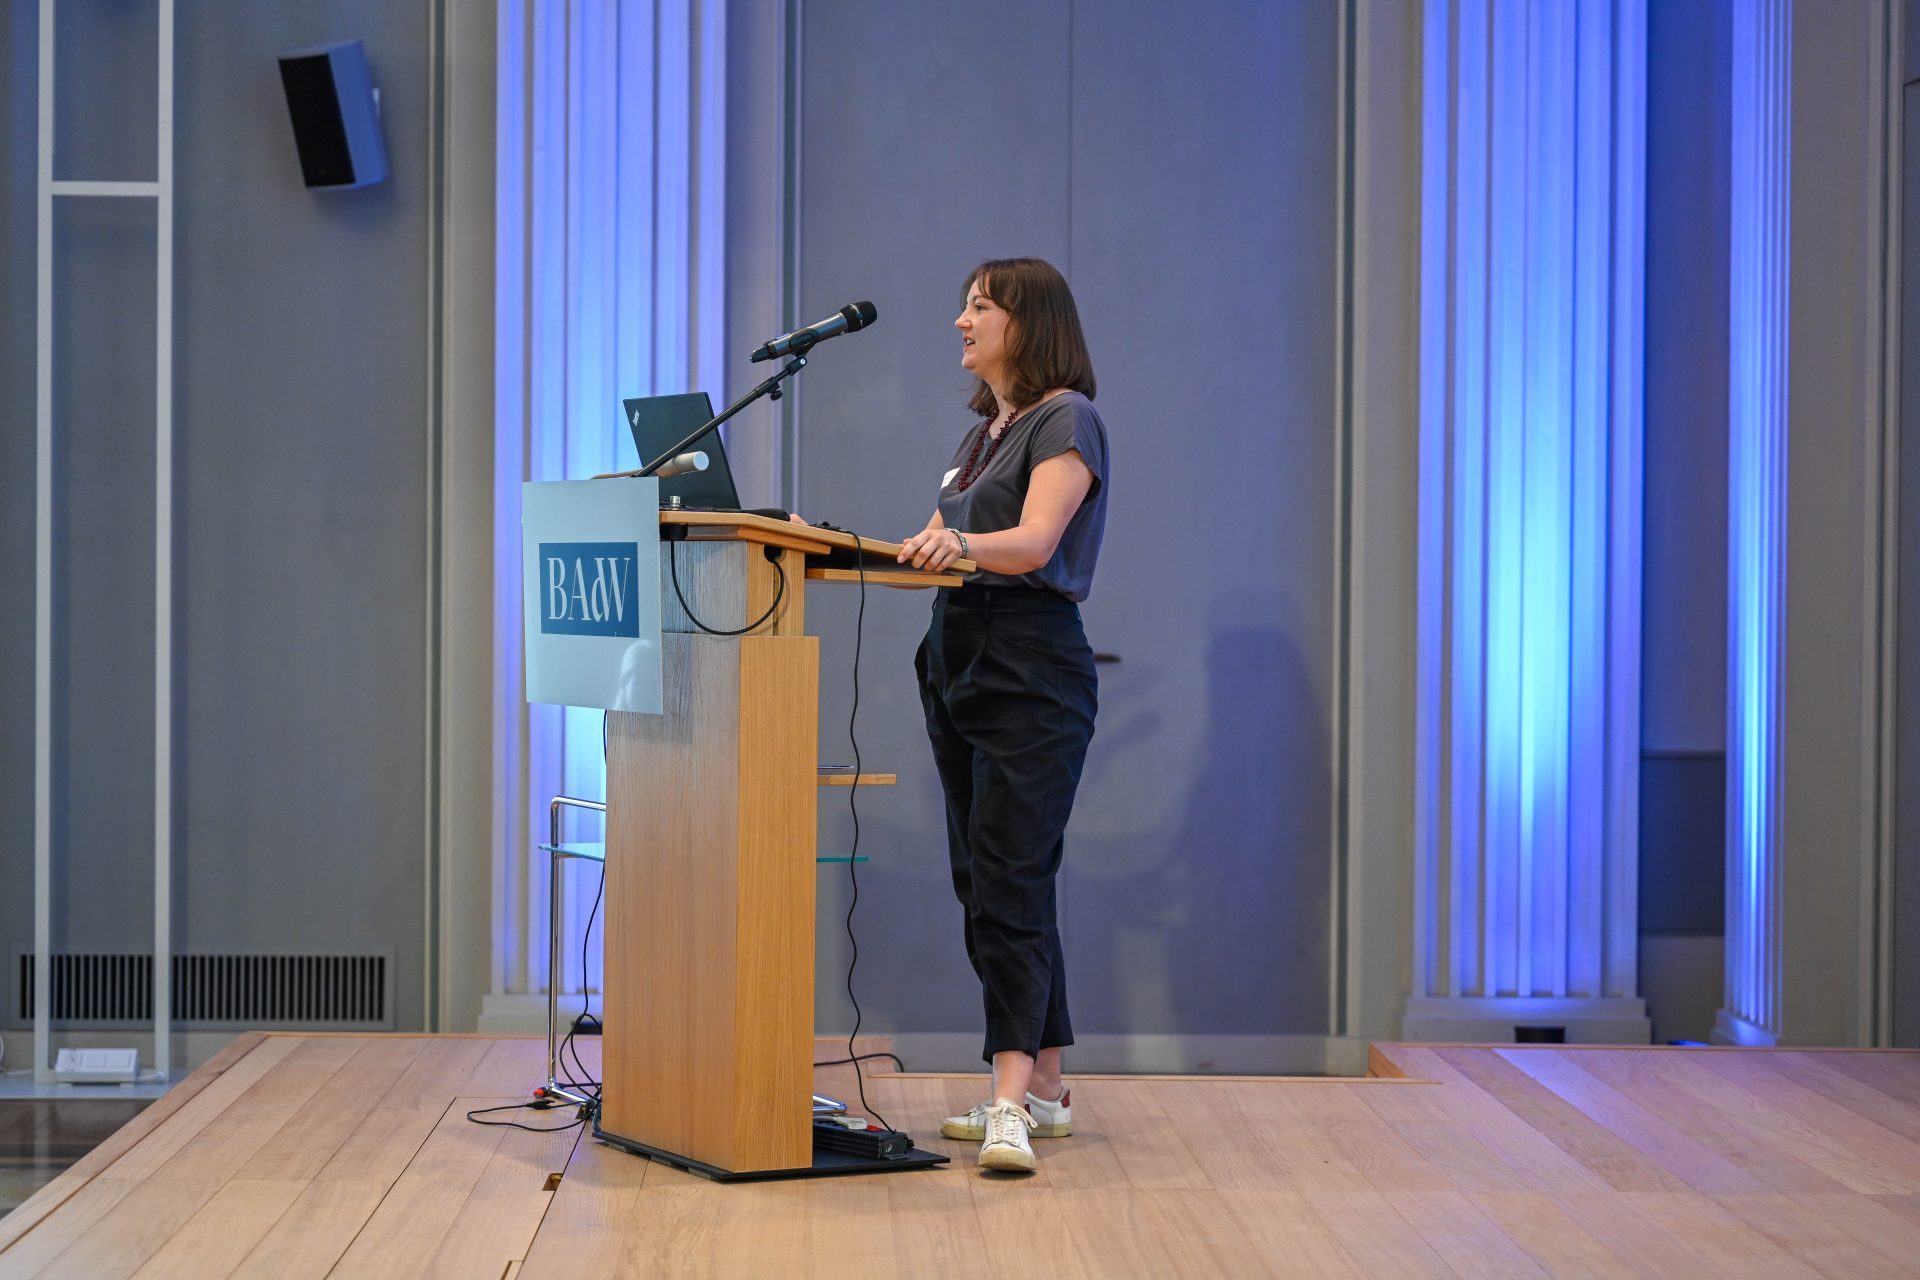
[16,953,391,1029]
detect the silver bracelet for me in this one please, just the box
[953,530,969,558]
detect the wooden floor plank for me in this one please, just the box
[1383,1189,1551,1279]
[1771,1053,1920,1145]
[1788,1192,1920,1272]
[1809,1053,1920,1111]
[92,1037,302,1185]
[328,1096,523,1278]
[884,1167,983,1276]
[1496,1046,1771,1194]
[1465,1191,1642,1279]
[969,1181,1088,1279]
[1056,1187,1266,1279]
[1240,1082,1375,1193]
[27,1177,223,1280]
[0,1176,141,1276]
[693,1181,811,1277]
[317,1039,493,1184]
[1301,1188,1456,1278]
[1091,1078,1210,1191]
[1140,1080,1288,1190]
[461,1037,560,1097]
[227,1179,389,1279]
[1570,1051,1858,1195]
[1550,1189,1738,1279]
[230,1037,429,1183]
[12,1037,1920,1279]
[515,1131,654,1278]
[1298,1085,1452,1193]
[1215,1188,1369,1279]
[138,1037,367,1185]
[1686,1051,1920,1191]
[128,1178,306,1280]
[1641,1053,1916,1195]
[1440,1049,1693,1193]
[1874,1192,1920,1228]
[420,1113,584,1277]
[1367,1047,1617,1196]
[1621,1190,1820,1279]
[799,1175,901,1276]
[1013,1098,1128,1191]
[1710,1192,1919,1280]
[1349,1075,1532,1195]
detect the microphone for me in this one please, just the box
[653,450,709,478]
[750,301,877,363]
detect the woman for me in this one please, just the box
[897,257,1108,1173]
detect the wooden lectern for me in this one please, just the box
[594,511,966,1179]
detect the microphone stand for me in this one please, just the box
[601,353,810,481]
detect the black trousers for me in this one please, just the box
[915,584,1098,1063]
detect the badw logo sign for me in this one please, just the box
[540,542,640,637]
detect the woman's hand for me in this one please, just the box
[897,525,966,572]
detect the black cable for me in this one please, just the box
[466,1100,588,1133]
[840,532,894,1134]
[812,1051,906,1072]
[668,540,786,635]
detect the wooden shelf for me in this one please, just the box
[817,771,895,787]
[659,510,974,573]
[804,568,964,588]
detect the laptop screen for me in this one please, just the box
[621,392,743,511]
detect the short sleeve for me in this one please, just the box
[1027,397,1108,498]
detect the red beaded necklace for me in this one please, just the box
[954,405,1021,491]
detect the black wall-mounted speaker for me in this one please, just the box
[277,40,389,190]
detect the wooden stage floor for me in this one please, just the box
[1,1035,1918,1277]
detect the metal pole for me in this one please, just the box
[154,0,176,1083]
[33,0,56,1084]
[541,796,602,1108]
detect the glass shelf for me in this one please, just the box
[539,842,607,862]
[540,842,866,865]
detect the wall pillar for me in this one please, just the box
[1405,0,1650,1044]
[1719,0,1900,1047]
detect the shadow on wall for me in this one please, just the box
[1061,620,1333,1054]
[823,611,1334,1068]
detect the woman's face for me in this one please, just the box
[955,278,1012,385]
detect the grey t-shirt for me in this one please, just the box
[935,391,1109,602]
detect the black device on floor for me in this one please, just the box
[812,1119,918,1161]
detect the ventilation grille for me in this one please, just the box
[17,954,390,1029]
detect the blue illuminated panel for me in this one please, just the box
[1416,0,1646,1008]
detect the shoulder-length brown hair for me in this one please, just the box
[963,258,1097,419]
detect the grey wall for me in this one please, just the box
[2,2,45,1010]
[1898,0,1920,1048]
[791,0,1341,1068]
[1779,0,1889,1045]
[1,0,434,1034]
[1638,0,1731,1044]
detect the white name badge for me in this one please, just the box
[942,467,959,488]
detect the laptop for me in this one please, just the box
[621,392,744,510]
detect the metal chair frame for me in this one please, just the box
[542,795,606,1109]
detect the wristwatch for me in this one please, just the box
[953,531,969,558]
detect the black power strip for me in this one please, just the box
[812,1120,916,1161]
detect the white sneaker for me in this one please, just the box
[977,1100,1037,1172]
[940,1085,1073,1140]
